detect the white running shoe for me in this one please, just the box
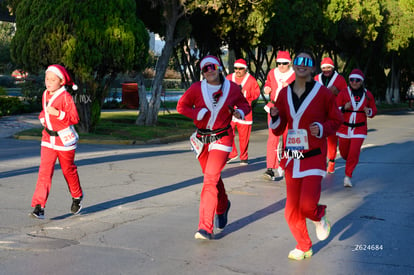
[314,215,331,241]
[344,176,353,187]
[288,248,313,260]
[277,166,284,177]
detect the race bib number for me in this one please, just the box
[286,129,309,151]
[58,126,79,147]
[190,132,204,158]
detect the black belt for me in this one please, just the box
[343,122,365,128]
[285,148,321,159]
[344,109,366,113]
[45,128,59,136]
[196,125,230,144]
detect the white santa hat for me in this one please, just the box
[46,64,78,90]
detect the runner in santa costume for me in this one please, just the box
[336,69,377,187]
[263,50,295,180]
[177,55,251,240]
[31,64,83,219]
[314,57,347,174]
[226,58,260,165]
[269,51,343,260]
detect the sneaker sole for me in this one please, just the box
[226,156,238,164]
[30,213,45,219]
[288,250,313,260]
[194,232,212,240]
[263,174,276,181]
[317,220,331,241]
[72,204,82,215]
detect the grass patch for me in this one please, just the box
[16,100,403,143]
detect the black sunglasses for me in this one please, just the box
[349,78,362,83]
[277,62,289,66]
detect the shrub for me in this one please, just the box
[0,96,24,116]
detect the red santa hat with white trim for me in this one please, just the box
[46,64,78,90]
[276,51,292,63]
[320,57,335,69]
[234,59,247,68]
[200,55,222,71]
[349,69,364,81]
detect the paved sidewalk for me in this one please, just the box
[0,113,41,138]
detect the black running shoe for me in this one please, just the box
[71,197,82,214]
[263,169,275,180]
[31,204,45,219]
[215,200,231,230]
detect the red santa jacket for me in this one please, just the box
[314,71,347,95]
[336,87,377,138]
[226,72,260,124]
[269,82,343,178]
[264,67,295,113]
[177,79,251,149]
[39,87,79,151]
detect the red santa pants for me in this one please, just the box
[32,146,83,208]
[327,135,338,161]
[266,115,287,169]
[229,121,252,161]
[284,167,326,251]
[197,146,229,234]
[338,137,364,178]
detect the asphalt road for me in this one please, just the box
[0,110,413,275]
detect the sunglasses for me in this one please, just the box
[277,62,289,66]
[349,78,362,83]
[234,67,245,70]
[202,64,219,73]
[293,57,314,67]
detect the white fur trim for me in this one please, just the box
[349,74,364,81]
[200,57,220,68]
[209,143,232,152]
[321,64,334,69]
[234,62,247,68]
[58,110,65,120]
[197,108,208,121]
[268,116,281,129]
[313,122,323,138]
[46,66,64,80]
[72,84,78,90]
[276,58,291,63]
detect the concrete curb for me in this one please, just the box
[13,133,190,145]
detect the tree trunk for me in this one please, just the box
[136,73,148,125]
[139,0,179,126]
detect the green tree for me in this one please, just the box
[0,21,14,73]
[135,0,191,126]
[10,0,149,132]
[382,0,414,103]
